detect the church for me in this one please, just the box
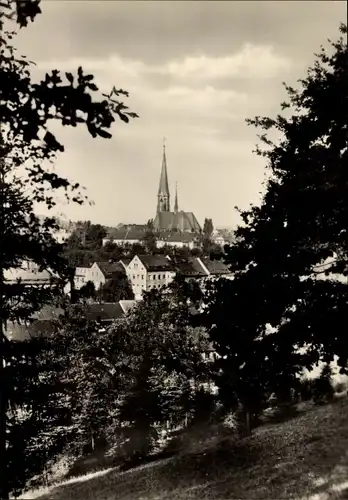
[153,143,201,234]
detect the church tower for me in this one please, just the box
[157,140,170,213]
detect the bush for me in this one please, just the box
[312,377,334,405]
[333,381,348,394]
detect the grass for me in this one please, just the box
[19,396,348,500]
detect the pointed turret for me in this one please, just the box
[157,139,170,213]
[174,182,179,213]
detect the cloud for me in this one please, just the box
[33,43,290,140]
[36,43,291,87]
[164,44,292,80]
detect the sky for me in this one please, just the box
[14,0,345,229]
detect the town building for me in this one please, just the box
[83,261,127,290]
[4,260,54,287]
[124,254,231,300]
[126,254,176,300]
[85,299,138,329]
[173,256,231,281]
[74,265,91,290]
[5,305,65,341]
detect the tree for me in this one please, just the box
[46,289,212,469]
[5,337,73,497]
[201,24,348,434]
[79,280,96,301]
[1,0,42,28]
[142,219,157,254]
[73,221,106,250]
[0,4,137,495]
[203,218,214,240]
[97,272,134,303]
[202,218,214,254]
[97,241,124,263]
[114,290,212,462]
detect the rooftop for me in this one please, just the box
[174,257,208,277]
[96,261,126,277]
[137,254,174,272]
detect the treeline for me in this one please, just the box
[62,219,224,269]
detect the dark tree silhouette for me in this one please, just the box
[0,3,137,495]
[201,24,348,434]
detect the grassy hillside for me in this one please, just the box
[20,396,348,500]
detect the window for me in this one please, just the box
[163,274,165,279]
[141,275,144,279]
[133,275,135,280]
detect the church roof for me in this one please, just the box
[154,211,201,233]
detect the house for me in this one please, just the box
[173,257,208,279]
[74,266,91,290]
[102,226,146,247]
[156,231,200,250]
[84,261,127,290]
[200,257,232,277]
[5,299,140,340]
[173,256,231,280]
[85,300,138,328]
[119,258,131,271]
[103,227,200,250]
[5,305,65,341]
[126,254,176,300]
[4,261,54,287]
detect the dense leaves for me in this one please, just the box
[97,272,134,302]
[0,3,137,496]
[200,24,348,433]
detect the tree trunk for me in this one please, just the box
[0,146,9,499]
[0,329,8,499]
[238,407,252,437]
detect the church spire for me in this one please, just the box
[157,138,170,213]
[174,181,179,213]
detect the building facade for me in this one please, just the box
[126,254,176,300]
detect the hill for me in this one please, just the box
[19,396,348,500]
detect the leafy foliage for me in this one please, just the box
[47,289,212,468]
[200,25,348,433]
[142,219,157,254]
[0,6,137,496]
[97,272,134,302]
